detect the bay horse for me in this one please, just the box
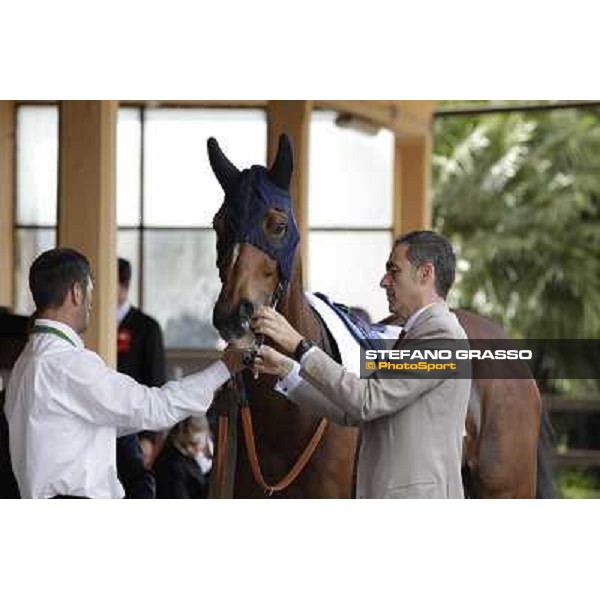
[207,134,556,499]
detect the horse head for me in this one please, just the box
[208,134,300,347]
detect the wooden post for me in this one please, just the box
[267,101,312,284]
[58,101,117,365]
[393,132,433,238]
[0,101,15,309]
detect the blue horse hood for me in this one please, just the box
[219,166,300,288]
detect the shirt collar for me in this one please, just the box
[34,318,84,349]
[403,302,444,333]
[117,301,131,325]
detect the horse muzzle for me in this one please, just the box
[212,299,256,344]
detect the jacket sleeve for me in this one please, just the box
[52,349,230,431]
[299,323,456,422]
[116,434,156,499]
[158,463,192,499]
[275,363,359,426]
[143,320,167,387]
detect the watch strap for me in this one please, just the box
[294,338,315,362]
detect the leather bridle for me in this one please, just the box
[212,284,330,498]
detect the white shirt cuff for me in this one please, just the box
[274,360,303,396]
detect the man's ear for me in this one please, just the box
[421,262,434,284]
[71,282,84,306]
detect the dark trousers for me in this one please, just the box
[51,495,89,499]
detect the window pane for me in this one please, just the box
[144,108,267,227]
[309,111,393,228]
[307,231,392,323]
[143,230,222,348]
[117,108,141,226]
[17,106,58,226]
[15,228,57,315]
[117,229,140,307]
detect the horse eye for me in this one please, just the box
[262,211,289,240]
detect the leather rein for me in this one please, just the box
[237,375,328,496]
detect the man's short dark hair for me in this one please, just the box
[29,248,92,311]
[394,230,456,299]
[118,258,132,286]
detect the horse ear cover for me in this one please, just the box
[207,137,241,193]
[268,134,293,191]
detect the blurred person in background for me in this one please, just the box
[116,257,168,498]
[154,415,213,499]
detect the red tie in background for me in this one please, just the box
[117,329,132,354]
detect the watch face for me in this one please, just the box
[295,339,314,361]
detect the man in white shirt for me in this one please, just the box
[4,247,243,499]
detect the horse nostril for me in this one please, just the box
[213,310,243,341]
[239,299,255,319]
[236,299,254,333]
[212,301,256,341]
[212,309,229,334]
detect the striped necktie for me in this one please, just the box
[392,329,408,350]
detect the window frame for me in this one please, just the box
[12,102,268,350]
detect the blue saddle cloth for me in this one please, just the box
[313,292,389,352]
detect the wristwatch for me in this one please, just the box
[294,338,315,362]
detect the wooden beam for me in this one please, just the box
[317,100,433,138]
[119,100,267,109]
[552,450,600,469]
[393,133,432,237]
[267,101,312,284]
[58,101,117,365]
[0,101,15,309]
[14,100,268,108]
[15,99,434,138]
[545,395,600,412]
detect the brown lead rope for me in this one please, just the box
[214,388,328,497]
[220,284,327,496]
[235,283,328,495]
[214,414,229,498]
[240,403,328,496]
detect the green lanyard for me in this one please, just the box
[30,324,77,348]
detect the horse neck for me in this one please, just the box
[275,258,322,344]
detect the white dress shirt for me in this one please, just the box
[4,318,230,499]
[117,300,131,325]
[401,302,440,334]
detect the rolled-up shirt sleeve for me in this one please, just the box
[51,349,230,431]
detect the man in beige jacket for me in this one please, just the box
[252,230,471,499]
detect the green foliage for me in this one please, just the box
[558,469,600,499]
[433,108,600,390]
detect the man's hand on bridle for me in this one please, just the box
[251,306,303,354]
[253,345,294,378]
